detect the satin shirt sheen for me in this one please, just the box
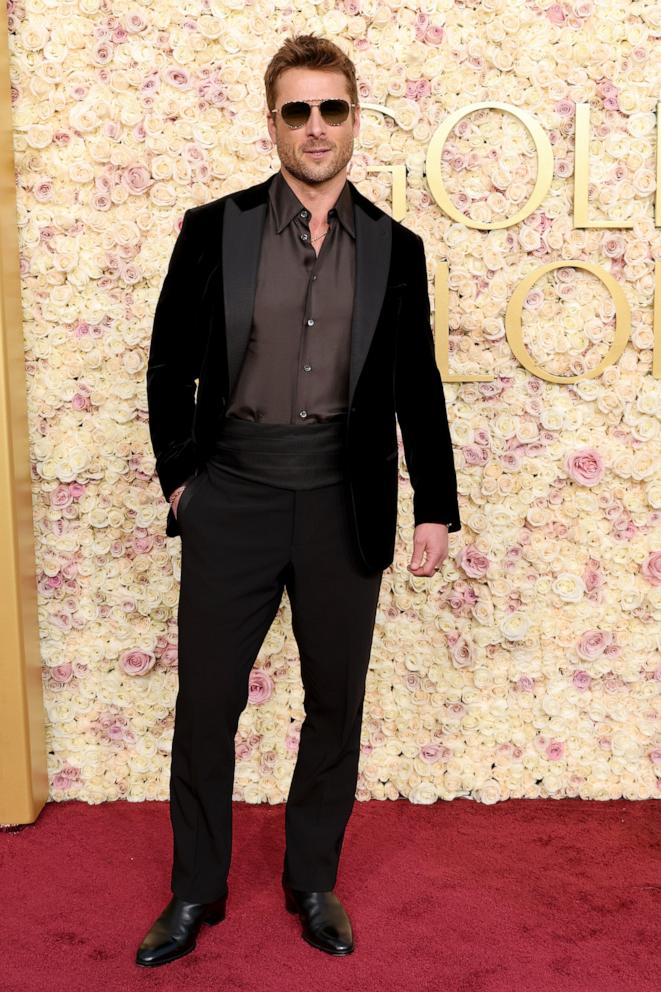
[224,169,356,425]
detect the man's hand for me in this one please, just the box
[407,523,449,576]
[169,483,187,520]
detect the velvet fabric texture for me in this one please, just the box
[146,172,461,573]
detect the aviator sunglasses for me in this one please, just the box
[270,98,357,129]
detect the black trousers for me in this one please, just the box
[169,457,383,902]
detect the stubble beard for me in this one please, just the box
[277,130,354,186]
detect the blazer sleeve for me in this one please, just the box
[394,232,461,532]
[146,208,205,503]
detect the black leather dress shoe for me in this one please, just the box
[135,892,227,967]
[283,881,354,955]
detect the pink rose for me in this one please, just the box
[160,642,179,669]
[52,766,81,789]
[603,674,623,694]
[641,551,661,586]
[248,669,273,704]
[462,444,489,466]
[164,67,191,89]
[420,744,451,763]
[447,588,466,612]
[126,11,147,31]
[34,180,54,202]
[457,546,490,579]
[424,24,444,45]
[577,629,612,661]
[50,485,74,509]
[122,164,152,194]
[463,587,478,606]
[449,635,472,668]
[501,451,523,470]
[612,518,637,542]
[583,562,604,592]
[546,740,565,760]
[286,724,301,752]
[565,447,606,486]
[108,720,128,741]
[72,393,91,411]
[120,648,156,676]
[572,670,592,690]
[50,663,74,684]
[546,4,566,24]
[554,99,574,117]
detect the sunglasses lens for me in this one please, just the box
[281,101,310,128]
[320,99,350,125]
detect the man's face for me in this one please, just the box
[266,67,360,186]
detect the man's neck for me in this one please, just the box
[279,166,348,220]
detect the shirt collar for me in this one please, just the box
[270,169,355,239]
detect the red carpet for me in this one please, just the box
[2,797,659,992]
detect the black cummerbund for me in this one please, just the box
[211,416,347,490]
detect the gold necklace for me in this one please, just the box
[310,224,330,244]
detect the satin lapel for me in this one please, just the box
[348,200,392,408]
[221,195,268,398]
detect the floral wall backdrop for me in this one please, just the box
[6,0,660,805]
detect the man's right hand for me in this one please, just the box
[170,483,187,520]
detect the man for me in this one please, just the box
[137,34,461,967]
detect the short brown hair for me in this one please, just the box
[264,34,359,113]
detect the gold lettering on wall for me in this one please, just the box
[574,103,634,228]
[657,104,661,228]
[506,261,631,382]
[433,262,494,382]
[424,101,554,230]
[358,103,406,221]
[365,164,407,221]
[654,262,661,379]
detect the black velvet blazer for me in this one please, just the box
[146,172,461,573]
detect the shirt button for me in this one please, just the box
[299,410,308,418]
[300,233,308,241]
[303,365,312,372]
[307,318,315,326]
[312,275,317,280]
[300,210,309,219]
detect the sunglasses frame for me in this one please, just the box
[269,98,358,129]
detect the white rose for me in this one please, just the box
[552,573,585,602]
[409,781,439,804]
[500,614,530,642]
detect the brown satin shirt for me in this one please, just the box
[224,169,356,425]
